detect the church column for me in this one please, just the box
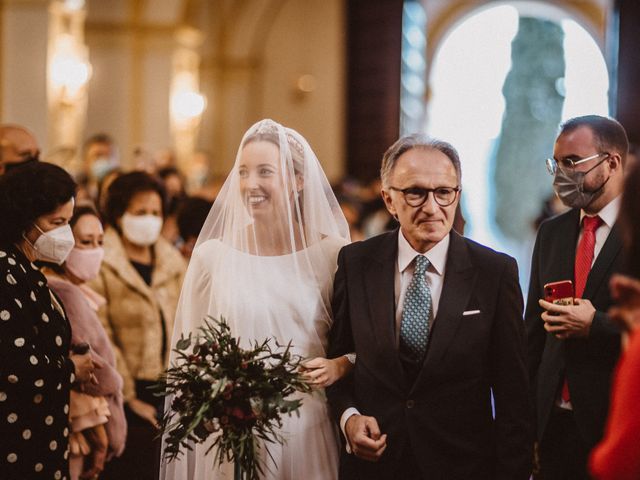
[46,0,91,171]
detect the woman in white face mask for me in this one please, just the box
[0,161,95,480]
[89,171,186,480]
[40,205,127,480]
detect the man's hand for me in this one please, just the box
[344,414,387,462]
[539,298,596,339]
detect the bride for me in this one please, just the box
[161,119,351,479]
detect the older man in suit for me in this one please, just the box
[527,115,627,479]
[327,134,532,479]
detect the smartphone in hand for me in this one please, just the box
[544,280,575,306]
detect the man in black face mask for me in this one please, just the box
[0,124,40,175]
[526,115,627,479]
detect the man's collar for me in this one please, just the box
[580,195,621,228]
[397,229,449,276]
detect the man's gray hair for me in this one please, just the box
[380,134,462,188]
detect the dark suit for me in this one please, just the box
[525,209,622,472]
[327,230,532,480]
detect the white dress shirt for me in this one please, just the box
[339,230,450,450]
[394,229,449,344]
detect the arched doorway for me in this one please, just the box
[425,2,609,285]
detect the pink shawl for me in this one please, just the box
[47,275,127,459]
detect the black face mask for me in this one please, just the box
[3,154,39,173]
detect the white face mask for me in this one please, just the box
[31,224,75,265]
[65,247,105,281]
[121,213,163,246]
[91,156,114,181]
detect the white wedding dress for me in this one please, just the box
[161,236,345,480]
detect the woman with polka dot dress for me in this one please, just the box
[0,162,95,479]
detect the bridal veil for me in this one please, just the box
[161,119,350,479]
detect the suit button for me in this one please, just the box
[406,400,415,409]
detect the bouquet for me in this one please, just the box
[154,317,311,480]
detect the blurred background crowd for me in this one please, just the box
[1,1,640,479]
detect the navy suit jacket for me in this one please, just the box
[327,230,532,480]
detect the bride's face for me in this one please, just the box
[238,140,290,221]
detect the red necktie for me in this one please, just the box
[574,215,603,298]
[561,215,603,403]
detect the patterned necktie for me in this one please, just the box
[562,215,603,403]
[400,255,432,363]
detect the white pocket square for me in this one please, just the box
[463,310,481,316]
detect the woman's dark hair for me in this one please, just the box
[104,171,166,231]
[158,166,187,215]
[71,203,102,229]
[0,161,76,247]
[96,168,122,216]
[158,166,181,181]
[619,160,640,277]
[176,196,213,241]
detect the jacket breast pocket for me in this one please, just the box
[438,309,491,375]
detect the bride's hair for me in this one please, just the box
[241,122,305,177]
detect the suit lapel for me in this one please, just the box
[535,206,578,369]
[583,223,622,299]
[363,230,407,393]
[536,211,581,372]
[417,233,476,383]
[554,209,581,284]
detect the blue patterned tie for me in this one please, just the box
[400,255,432,362]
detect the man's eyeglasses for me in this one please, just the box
[388,186,460,207]
[545,152,609,175]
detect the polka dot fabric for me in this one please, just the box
[0,247,73,479]
[399,255,432,363]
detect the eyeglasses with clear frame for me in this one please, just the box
[388,186,460,207]
[545,152,609,175]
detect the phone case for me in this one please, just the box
[544,280,574,306]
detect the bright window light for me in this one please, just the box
[426,3,609,285]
